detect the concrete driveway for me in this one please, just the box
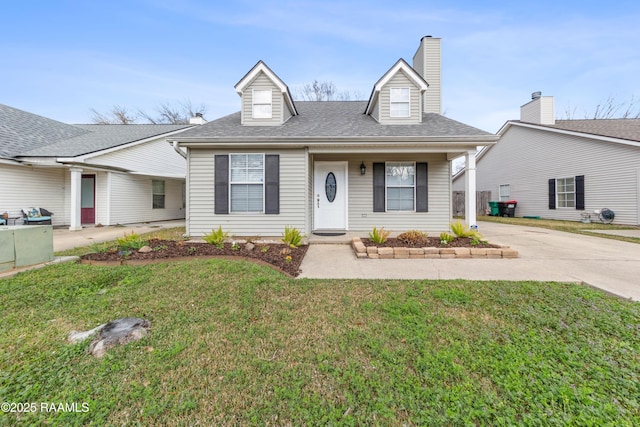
[53,220,185,252]
[299,221,640,301]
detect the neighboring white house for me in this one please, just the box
[0,104,198,229]
[453,93,640,225]
[171,37,498,237]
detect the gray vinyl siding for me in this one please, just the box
[87,137,186,176]
[0,164,67,225]
[378,71,422,125]
[311,154,451,234]
[187,148,307,237]
[412,37,441,114]
[241,73,285,126]
[108,173,185,225]
[371,100,380,122]
[475,125,640,225]
[520,97,555,125]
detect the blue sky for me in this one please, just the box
[2,0,639,132]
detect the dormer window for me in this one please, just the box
[390,87,410,117]
[252,89,273,119]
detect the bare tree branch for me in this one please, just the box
[563,95,640,120]
[91,99,207,124]
[90,105,137,124]
[292,80,363,101]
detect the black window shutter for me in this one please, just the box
[575,175,585,210]
[214,155,229,214]
[373,163,385,212]
[265,155,280,214]
[548,178,556,210]
[416,162,428,212]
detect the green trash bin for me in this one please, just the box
[488,201,500,216]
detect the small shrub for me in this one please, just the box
[470,236,488,246]
[282,226,305,248]
[397,230,428,246]
[203,226,229,248]
[116,231,148,251]
[187,246,197,255]
[90,242,111,253]
[450,221,481,240]
[440,232,455,245]
[231,242,239,251]
[369,227,391,245]
[261,245,270,253]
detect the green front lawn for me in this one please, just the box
[1,259,638,425]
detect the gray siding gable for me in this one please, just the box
[364,58,428,124]
[234,60,297,125]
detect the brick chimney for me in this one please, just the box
[412,36,441,114]
[520,92,555,125]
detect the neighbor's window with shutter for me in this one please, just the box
[390,87,410,117]
[152,180,165,209]
[386,162,415,211]
[556,177,575,208]
[252,89,272,119]
[230,154,264,212]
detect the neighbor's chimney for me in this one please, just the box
[189,112,207,125]
[412,35,441,114]
[520,91,555,125]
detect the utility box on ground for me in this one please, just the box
[0,225,54,272]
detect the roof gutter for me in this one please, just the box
[172,141,187,159]
[176,134,498,146]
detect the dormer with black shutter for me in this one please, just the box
[364,59,429,124]
[234,60,298,126]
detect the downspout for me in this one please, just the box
[172,141,187,159]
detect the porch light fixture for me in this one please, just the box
[360,161,366,175]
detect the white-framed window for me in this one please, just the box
[386,162,415,211]
[556,177,575,208]
[252,89,272,119]
[499,184,510,201]
[390,87,410,118]
[230,154,264,212]
[152,180,165,209]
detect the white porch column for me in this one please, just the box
[69,167,83,231]
[464,150,477,227]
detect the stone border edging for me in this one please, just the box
[351,237,518,259]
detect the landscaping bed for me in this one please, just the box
[353,237,518,259]
[81,239,308,277]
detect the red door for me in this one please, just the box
[81,175,95,224]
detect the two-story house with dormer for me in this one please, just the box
[171,37,498,237]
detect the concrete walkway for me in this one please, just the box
[299,221,640,301]
[53,220,185,252]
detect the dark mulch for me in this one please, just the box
[81,239,308,277]
[361,237,501,248]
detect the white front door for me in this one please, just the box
[314,161,348,230]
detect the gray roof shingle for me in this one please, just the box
[550,119,640,142]
[0,104,193,158]
[0,104,88,158]
[174,101,493,141]
[21,124,193,157]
